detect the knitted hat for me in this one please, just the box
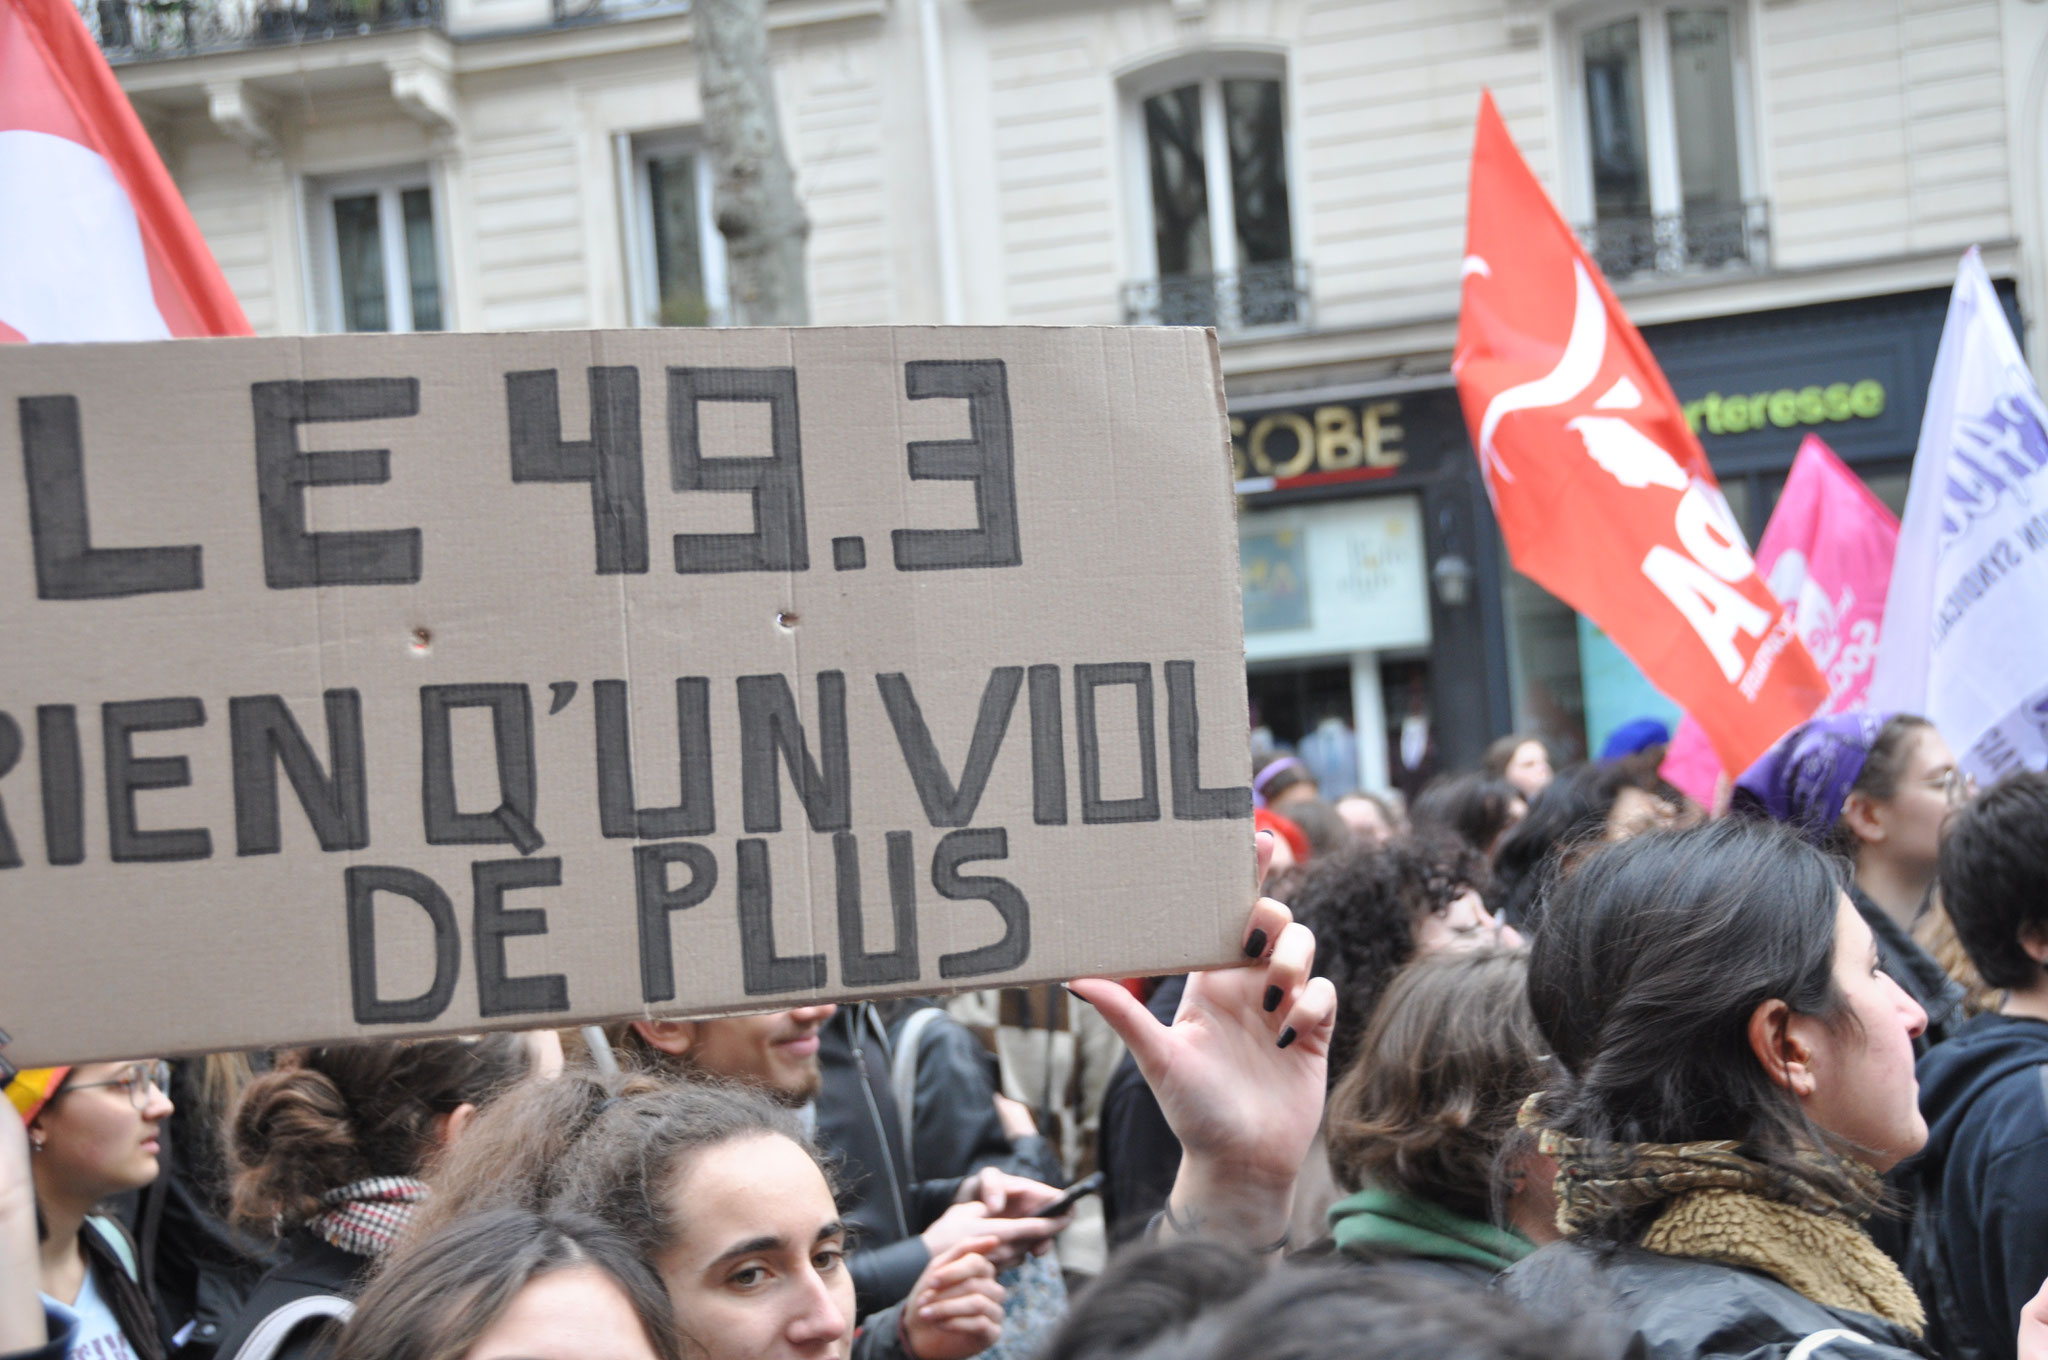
[1599,718,1671,762]
[6,1066,72,1124]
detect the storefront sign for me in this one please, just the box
[1231,400,1408,493]
[1680,380,1886,438]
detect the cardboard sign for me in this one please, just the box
[0,327,1252,1065]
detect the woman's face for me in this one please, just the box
[30,1060,173,1204]
[1858,727,1964,876]
[1414,889,1523,953]
[659,1133,853,1360]
[1502,741,1553,797]
[465,1266,661,1360]
[1792,895,1929,1171]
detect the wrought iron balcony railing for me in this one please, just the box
[78,0,440,60]
[1122,260,1312,334]
[1579,200,1770,282]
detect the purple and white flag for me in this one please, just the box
[1870,248,2048,779]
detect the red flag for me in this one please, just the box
[1452,92,1825,775]
[0,0,251,341]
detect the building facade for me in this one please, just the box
[96,0,2048,791]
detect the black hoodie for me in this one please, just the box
[1906,1011,2048,1360]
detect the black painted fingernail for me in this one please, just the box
[1243,929,1268,959]
[1276,1026,1298,1050]
[1263,985,1283,1013]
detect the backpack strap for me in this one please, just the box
[890,1007,945,1181]
[83,1215,139,1282]
[229,1296,356,1360]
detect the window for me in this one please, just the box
[1565,6,1761,279]
[310,170,444,333]
[1123,59,1303,332]
[621,134,728,328]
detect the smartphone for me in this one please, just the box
[1037,1171,1105,1219]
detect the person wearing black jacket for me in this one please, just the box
[1906,772,2048,1360]
[1096,976,1184,1245]
[817,1004,1063,1319]
[873,1000,1062,1192]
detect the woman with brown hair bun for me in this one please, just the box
[1322,949,1556,1284]
[211,1038,532,1360]
[327,1207,681,1360]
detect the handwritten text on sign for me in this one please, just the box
[0,328,1251,1064]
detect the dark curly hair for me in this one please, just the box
[1287,833,1489,1084]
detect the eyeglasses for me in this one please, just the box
[1923,767,1977,807]
[63,1060,171,1111]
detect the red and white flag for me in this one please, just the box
[1452,92,1826,776]
[0,0,250,342]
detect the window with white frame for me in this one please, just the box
[1563,5,1761,279]
[620,133,729,328]
[1121,57,1301,331]
[309,169,445,333]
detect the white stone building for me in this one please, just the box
[97,0,2048,784]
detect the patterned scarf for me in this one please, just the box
[1520,1105,1923,1335]
[306,1176,428,1258]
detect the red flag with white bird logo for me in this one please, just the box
[1452,91,1825,775]
[0,0,251,342]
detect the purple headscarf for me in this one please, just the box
[1732,711,1897,845]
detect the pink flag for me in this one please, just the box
[1660,435,1900,804]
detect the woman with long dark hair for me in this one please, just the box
[1500,819,1932,1353]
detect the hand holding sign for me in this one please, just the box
[1069,833,1337,1249]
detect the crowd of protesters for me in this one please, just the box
[7,709,2048,1360]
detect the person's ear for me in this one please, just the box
[435,1102,478,1150]
[632,1019,698,1057]
[1747,998,1819,1098]
[1840,790,1886,846]
[2017,921,2048,968]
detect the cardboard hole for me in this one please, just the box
[410,627,433,656]
[775,611,799,631]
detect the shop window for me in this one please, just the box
[621,133,729,328]
[1121,57,1305,332]
[309,169,444,334]
[1563,5,1763,280]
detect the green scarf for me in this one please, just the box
[1326,1187,1533,1273]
